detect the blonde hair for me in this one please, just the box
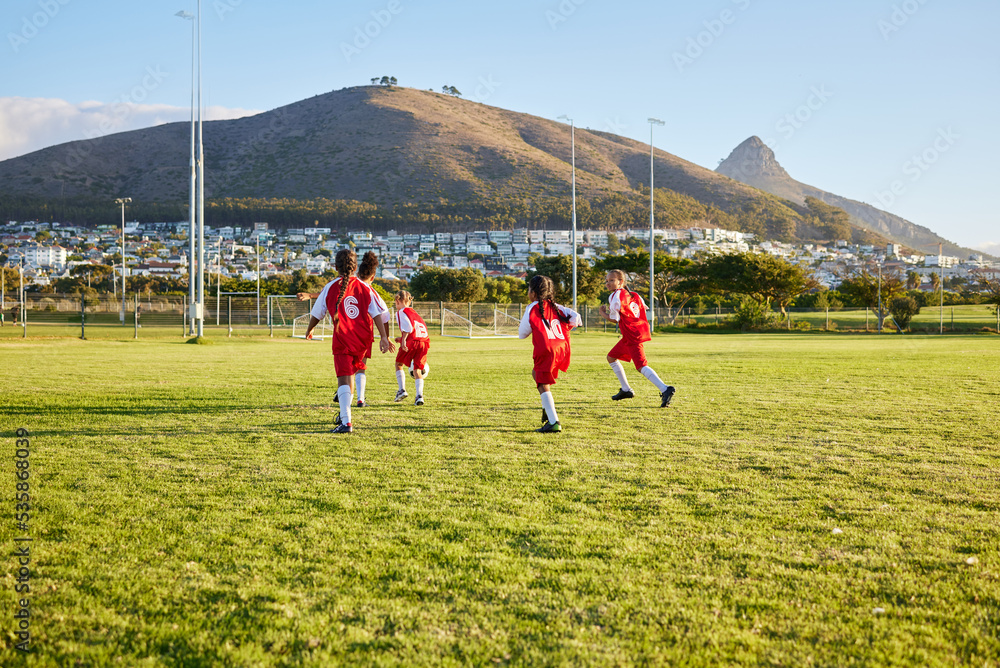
[394,290,413,307]
[607,269,627,284]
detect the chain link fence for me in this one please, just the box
[2,294,997,338]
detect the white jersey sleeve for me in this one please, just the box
[397,309,413,333]
[518,301,537,339]
[607,290,622,322]
[309,280,336,320]
[370,288,390,323]
[557,303,583,329]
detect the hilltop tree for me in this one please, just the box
[442,85,462,97]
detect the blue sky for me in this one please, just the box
[3,0,997,254]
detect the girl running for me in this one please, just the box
[518,275,582,433]
[393,290,430,406]
[304,250,394,433]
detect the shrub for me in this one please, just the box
[889,296,920,331]
[728,299,776,331]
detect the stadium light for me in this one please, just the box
[648,117,665,326]
[115,197,131,324]
[176,9,196,334]
[557,115,577,312]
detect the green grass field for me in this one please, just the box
[2,332,998,666]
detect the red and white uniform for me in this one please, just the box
[364,289,391,360]
[395,306,430,369]
[311,277,388,376]
[607,288,652,370]
[518,300,582,385]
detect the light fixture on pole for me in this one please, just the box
[176,9,196,335]
[648,117,665,327]
[557,115,577,312]
[115,197,131,324]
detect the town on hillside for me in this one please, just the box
[4,219,998,293]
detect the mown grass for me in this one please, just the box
[1,333,998,666]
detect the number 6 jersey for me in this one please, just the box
[310,276,388,355]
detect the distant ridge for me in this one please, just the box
[717,136,982,258]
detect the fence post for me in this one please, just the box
[80,293,86,340]
[268,296,273,338]
[439,301,444,336]
[951,307,954,331]
[228,296,232,338]
[865,307,869,332]
[468,302,472,338]
[826,307,829,331]
[134,293,139,339]
[584,304,588,332]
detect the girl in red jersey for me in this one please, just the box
[304,250,394,433]
[392,291,430,406]
[598,269,675,407]
[295,252,389,407]
[518,275,582,433]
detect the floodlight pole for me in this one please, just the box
[115,197,131,324]
[557,115,577,312]
[195,0,206,337]
[256,235,261,325]
[648,117,665,327]
[176,9,196,335]
[877,261,882,334]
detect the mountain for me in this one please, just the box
[0,87,885,243]
[717,136,979,258]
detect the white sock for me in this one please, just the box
[540,391,558,424]
[355,372,366,402]
[396,369,406,392]
[415,378,424,397]
[641,366,668,392]
[337,385,352,424]
[609,361,631,391]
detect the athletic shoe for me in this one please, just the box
[394,389,408,402]
[356,400,367,408]
[660,386,676,408]
[331,423,353,434]
[414,395,424,406]
[537,420,562,433]
[611,389,635,401]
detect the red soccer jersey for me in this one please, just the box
[528,301,572,368]
[323,277,377,356]
[397,307,429,341]
[611,288,652,344]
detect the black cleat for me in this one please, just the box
[660,386,676,408]
[334,413,343,426]
[356,400,367,408]
[611,389,634,401]
[536,420,562,433]
[332,423,353,434]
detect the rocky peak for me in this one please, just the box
[716,136,791,181]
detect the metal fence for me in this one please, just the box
[3,294,997,338]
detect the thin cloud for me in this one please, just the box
[971,241,1000,257]
[0,97,261,162]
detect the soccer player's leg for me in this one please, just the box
[607,340,634,400]
[412,342,428,406]
[393,349,409,402]
[533,364,562,433]
[631,342,676,407]
[333,355,357,432]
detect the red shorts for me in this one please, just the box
[608,338,647,371]
[533,350,570,386]
[334,353,367,377]
[395,339,429,370]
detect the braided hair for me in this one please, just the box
[529,275,571,331]
[332,249,358,329]
[357,251,379,283]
